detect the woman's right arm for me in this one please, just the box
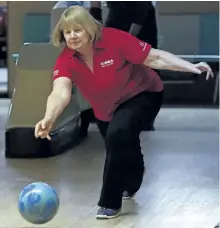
[44,77,72,124]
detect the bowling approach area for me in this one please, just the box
[0,96,219,227]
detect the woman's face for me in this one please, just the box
[63,26,90,51]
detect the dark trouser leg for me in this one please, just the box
[125,92,163,193]
[95,119,110,187]
[96,119,109,139]
[141,78,161,131]
[97,91,163,209]
[79,109,95,138]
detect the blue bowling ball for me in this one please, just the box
[18,182,59,224]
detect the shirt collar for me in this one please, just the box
[93,35,105,49]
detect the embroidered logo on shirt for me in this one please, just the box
[140,41,147,51]
[53,70,59,77]
[100,59,114,67]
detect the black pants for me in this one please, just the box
[79,109,95,136]
[96,91,163,209]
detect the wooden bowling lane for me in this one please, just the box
[0,99,219,228]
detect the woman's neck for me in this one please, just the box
[77,43,94,59]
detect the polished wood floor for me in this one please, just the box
[0,99,219,228]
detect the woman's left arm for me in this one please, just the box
[143,48,214,80]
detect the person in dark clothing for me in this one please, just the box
[90,2,158,47]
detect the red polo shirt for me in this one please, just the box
[53,27,163,121]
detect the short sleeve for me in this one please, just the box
[116,29,152,64]
[52,54,73,81]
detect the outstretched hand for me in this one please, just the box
[35,118,53,140]
[194,62,214,80]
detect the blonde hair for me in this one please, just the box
[51,5,103,47]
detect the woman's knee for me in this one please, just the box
[105,126,136,151]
